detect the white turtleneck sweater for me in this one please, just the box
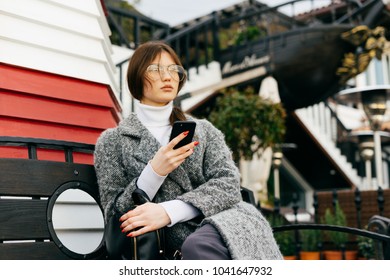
[135,100,200,227]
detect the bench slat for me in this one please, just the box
[0,242,71,260]
[0,158,97,197]
[0,199,50,240]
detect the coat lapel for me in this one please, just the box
[119,114,193,192]
[119,114,160,165]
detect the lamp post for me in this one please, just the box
[348,131,390,189]
[359,138,374,189]
[337,85,390,188]
[272,150,283,212]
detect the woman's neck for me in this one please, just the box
[135,100,173,127]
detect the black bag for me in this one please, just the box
[104,188,166,260]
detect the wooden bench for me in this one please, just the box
[0,136,257,260]
[3,137,389,260]
[0,137,107,259]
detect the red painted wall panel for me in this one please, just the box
[0,63,121,113]
[36,149,93,165]
[73,152,94,165]
[0,90,117,129]
[0,147,28,159]
[1,117,104,144]
[0,63,120,163]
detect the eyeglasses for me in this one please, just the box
[146,64,186,82]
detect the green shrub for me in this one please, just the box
[269,214,296,256]
[322,202,348,249]
[300,230,321,252]
[357,235,375,259]
[209,86,286,162]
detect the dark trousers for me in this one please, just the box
[181,223,231,260]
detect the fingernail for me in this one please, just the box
[194,141,199,146]
[121,229,125,233]
[183,131,189,136]
[127,232,133,237]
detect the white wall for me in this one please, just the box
[0,0,119,95]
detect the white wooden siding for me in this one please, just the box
[0,0,118,94]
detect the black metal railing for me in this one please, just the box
[273,216,390,259]
[105,0,384,102]
[106,0,380,68]
[272,186,388,227]
[0,136,94,163]
[314,188,387,228]
[269,185,390,259]
[106,4,170,48]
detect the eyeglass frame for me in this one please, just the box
[145,64,186,82]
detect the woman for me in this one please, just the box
[94,41,282,260]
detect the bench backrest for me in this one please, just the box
[0,158,107,259]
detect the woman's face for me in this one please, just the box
[141,51,181,106]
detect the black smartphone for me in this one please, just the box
[169,121,196,149]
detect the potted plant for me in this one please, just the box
[322,202,357,260]
[357,235,375,260]
[268,214,296,259]
[299,230,321,260]
[277,230,296,259]
[208,86,286,163]
[207,86,286,204]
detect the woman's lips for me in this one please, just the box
[161,85,173,90]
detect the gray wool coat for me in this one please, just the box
[94,113,282,260]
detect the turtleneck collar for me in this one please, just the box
[135,99,173,127]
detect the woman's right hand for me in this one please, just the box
[150,131,199,176]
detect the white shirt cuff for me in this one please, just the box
[137,162,167,200]
[160,200,201,227]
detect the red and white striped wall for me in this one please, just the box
[0,0,121,163]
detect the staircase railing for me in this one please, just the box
[106,0,384,106]
[336,0,384,26]
[105,0,380,70]
[106,4,170,48]
[294,101,361,183]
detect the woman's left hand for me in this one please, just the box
[119,203,171,237]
